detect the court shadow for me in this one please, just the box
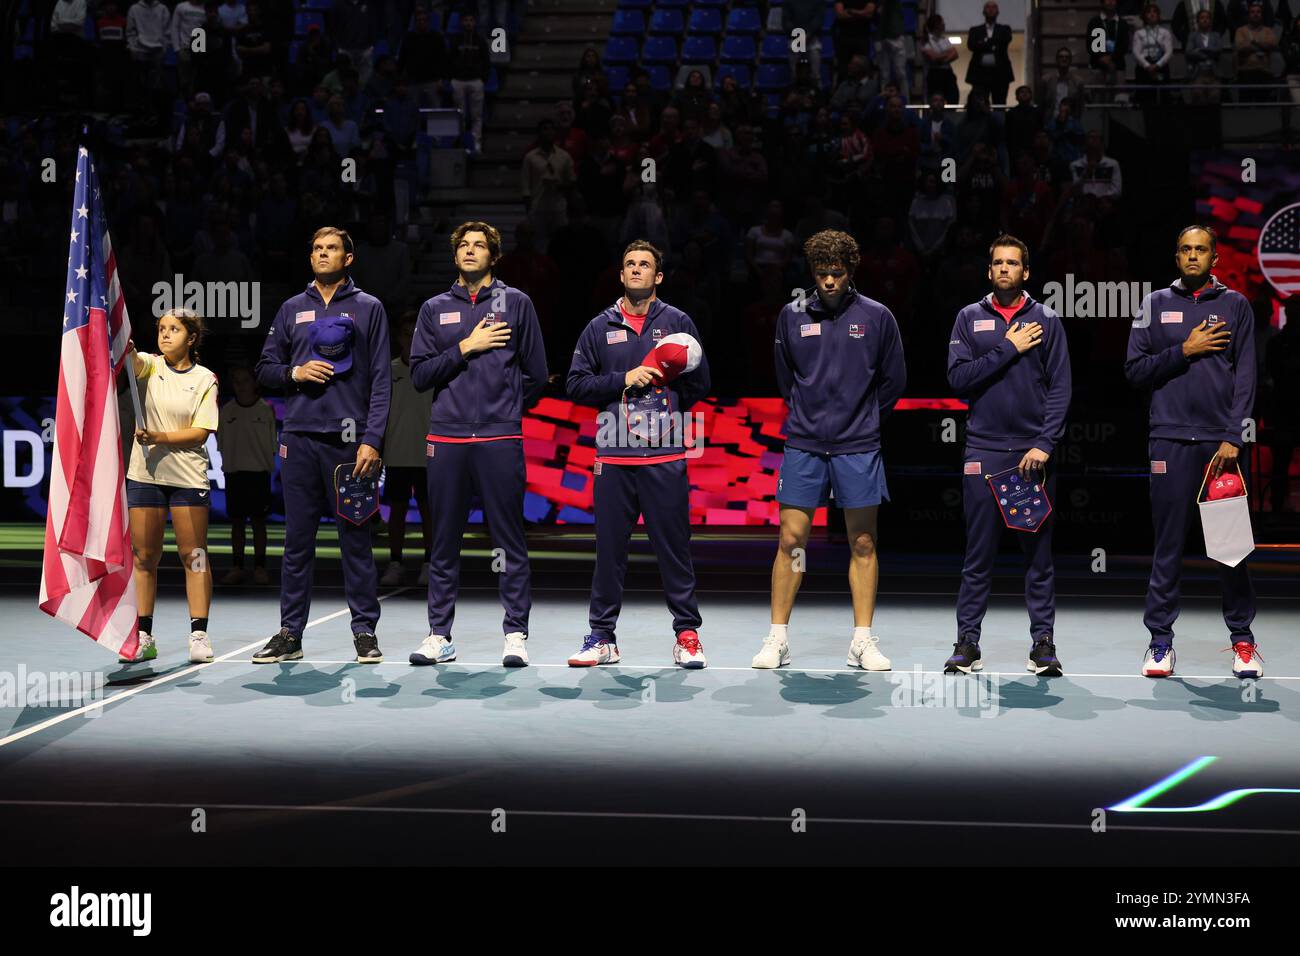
[420,668,516,702]
[1126,678,1283,720]
[106,662,192,686]
[712,672,887,718]
[990,677,1126,720]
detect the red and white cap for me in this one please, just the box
[1207,471,1245,501]
[641,332,701,384]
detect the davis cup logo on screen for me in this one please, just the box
[1258,202,1300,297]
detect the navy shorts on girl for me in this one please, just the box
[126,478,211,509]
[776,448,890,509]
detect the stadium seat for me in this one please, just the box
[681,36,718,64]
[760,34,790,62]
[725,8,762,34]
[821,33,835,59]
[604,36,639,64]
[714,63,751,88]
[720,35,757,63]
[618,0,651,7]
[822,8,835,31]
[305,0,335,10]
[606,65,630,92]
[645,65,672,91]
[656,0,689,7]
[446,11,460,32]
[611,10,645,35]
[756,63,790,91]
[649,9,686,34]
[373,39,389,58]
[687,9,723,34]
[294,11,324,35]
[693,0,727,7]
[485,66,499,93]
[641,35,679,64]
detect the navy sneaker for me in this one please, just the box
[944,639,982,674]
[1027,636,1063,677]
[252,628,302,664]
[353,631,383,663]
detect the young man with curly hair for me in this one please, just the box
[752,230,907,670]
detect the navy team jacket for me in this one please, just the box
[256,278,392,448]
[774,286,907,455]
[410,278,548,438]
[566,297,711,460]
[946,292,1072,454]
[1124,276,1255,446]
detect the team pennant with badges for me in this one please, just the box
[334,462,381,525]
[986,466,1053,532]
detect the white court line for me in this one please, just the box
[0,588,410,750]
[0,798,1296,837]
[445,586,1300,601]
[193,660,1300,681]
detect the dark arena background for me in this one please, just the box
[0,0,1298,924]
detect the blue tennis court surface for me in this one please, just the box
[3,566,1297,865]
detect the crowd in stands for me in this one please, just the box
[2,0,1298,404]
[6,1,518,353]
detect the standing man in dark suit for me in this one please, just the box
[965,1,1015,105]
[1087,0,1133,101]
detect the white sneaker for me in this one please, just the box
[417,562,430,586]
[188,630,214,663]
[673,629,707,668]
[1230,641,1264,678]
[119,631,157,664]
[503,632,529,667]
[568,635,620,667]
[751,634,791,669]
[847,633,890,670]
[380,561,404,587]
[409,634,456,665]
[1142,644,1175,677]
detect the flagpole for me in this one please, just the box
[125,349,145,435]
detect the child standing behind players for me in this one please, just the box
[380,313,434,587]
[218,365,279,585]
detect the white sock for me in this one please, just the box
[853,626,873,641]
[769,623,788,641]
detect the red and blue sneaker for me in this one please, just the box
[568,634,620,667]
[673,630,707,669]
[1142,643,1175,677]
[1229,641,1263,679]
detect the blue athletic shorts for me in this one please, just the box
[776,448,890,509]
[126,478,211,509]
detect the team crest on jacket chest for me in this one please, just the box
[848,323,864,339]
[651,327,665,340]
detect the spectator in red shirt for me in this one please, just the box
[646,105,684,161]
[854,215,920,323]
[1002,152,1056,248]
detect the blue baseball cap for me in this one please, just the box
[309,314,355,374]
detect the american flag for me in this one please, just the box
[38,146,138,657]
[1259,201,1300,297]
